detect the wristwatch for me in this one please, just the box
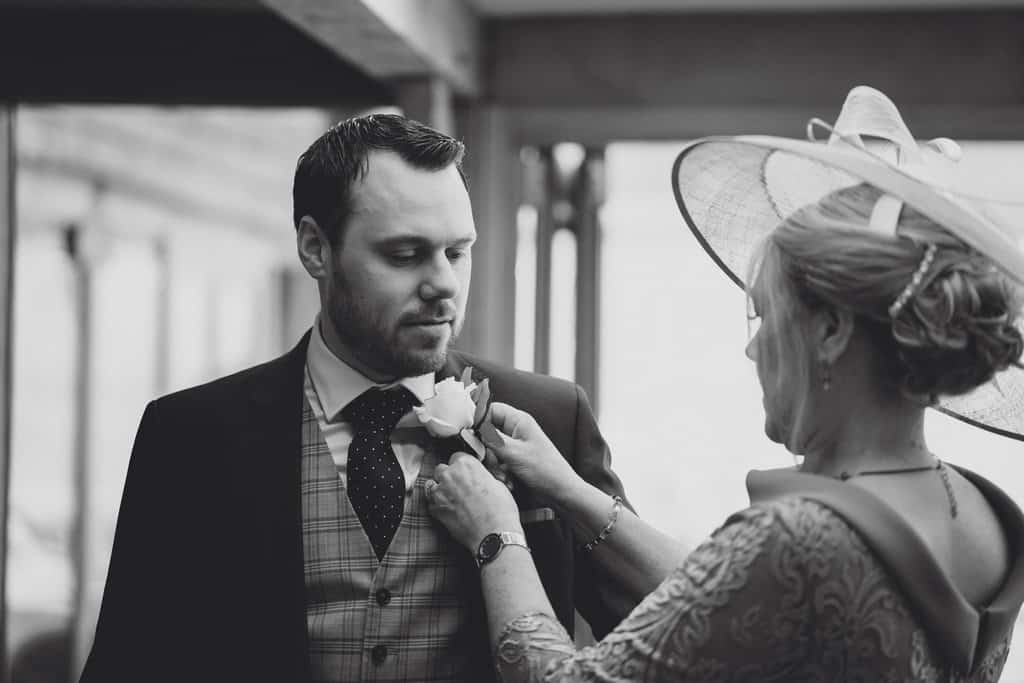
[475,531,530,568]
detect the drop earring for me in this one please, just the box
[821,360,832,392]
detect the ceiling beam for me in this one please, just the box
[488,10,1024,110]
[505,104,1024,147]
[0,6,392,106]
[261,0,481,97]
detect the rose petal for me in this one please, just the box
[473,378,490,427]
[415,413,462,438]
[435,376,476,395]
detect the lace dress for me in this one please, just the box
[494,467,1024,683]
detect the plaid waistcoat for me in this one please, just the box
[301,398,493,683]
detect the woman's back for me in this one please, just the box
[848,464,1009,607]
[528,467,1024,682]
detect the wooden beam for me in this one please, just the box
[507,104,1024,147]
[0,6,391,106]
[489,10,1024,110]
[0,104,13,683]
[261,0,480,96]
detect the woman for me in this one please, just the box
[425,87,1024,681]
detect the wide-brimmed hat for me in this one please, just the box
[672,85,1024,441]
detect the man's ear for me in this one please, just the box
[296,216,331,278]
[816,305,855,365]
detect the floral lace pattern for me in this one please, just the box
[493,497,1013,683]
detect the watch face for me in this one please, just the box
[478,533,502,561]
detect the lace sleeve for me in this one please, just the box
[493,497,923,682]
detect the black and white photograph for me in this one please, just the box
[2,1,1024,681]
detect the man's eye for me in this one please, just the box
[390,251,418,264]
[447,249,467,261]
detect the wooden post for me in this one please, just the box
[453,103,519,366]
[573,148,604,414]
[531,147,555,375]
[395,76,455,135]
[154,238,171,395]
[64,222,94,675]
[0,103,14,683]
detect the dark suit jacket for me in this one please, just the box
[79,333,634,682]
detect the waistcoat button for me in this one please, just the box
[371,644,388,664]
[376,588,392,606]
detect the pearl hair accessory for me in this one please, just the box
[888,243,938,318]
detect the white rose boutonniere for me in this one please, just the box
[413,367,491,460]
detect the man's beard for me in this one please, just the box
[327,289,461,379]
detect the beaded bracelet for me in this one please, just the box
[581,495,623,552]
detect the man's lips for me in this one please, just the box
[405,319,452,327]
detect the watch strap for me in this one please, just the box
[476,530,530,568]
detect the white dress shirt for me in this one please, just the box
[304,317,436,492]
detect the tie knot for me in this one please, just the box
[341,385,419,434]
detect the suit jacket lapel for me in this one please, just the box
[237,331,312,679]
[436,351,467,384]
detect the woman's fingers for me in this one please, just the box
[425,448,522,550]
[487,402,539,441]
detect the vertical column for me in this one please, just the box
[0,104,14,682]
[572,148,605,414]
[153,238,171,395]
[531,147,555,375]
[395,76,455,135]
[453,103,518,365]
[63,223,94,674]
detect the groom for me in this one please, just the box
[80,115,634,682]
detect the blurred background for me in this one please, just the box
[2,1,1024,681]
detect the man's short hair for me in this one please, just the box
[293,114,467,246]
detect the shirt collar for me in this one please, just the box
[306,316,436,421]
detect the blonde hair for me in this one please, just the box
[750,183,1023,404]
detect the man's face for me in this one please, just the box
[323,151,475,378]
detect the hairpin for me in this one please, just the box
[889,243,938,318]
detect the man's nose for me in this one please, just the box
[419,253,459,300]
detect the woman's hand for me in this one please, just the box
[480,402,585,505]
[427,452,522,553]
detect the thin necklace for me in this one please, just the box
[838,459,958,518]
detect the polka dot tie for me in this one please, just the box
[342,386,420,561]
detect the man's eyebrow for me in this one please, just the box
[372,235,431,248]
[373,235,476,248]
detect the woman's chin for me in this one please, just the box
[763,418,786,445]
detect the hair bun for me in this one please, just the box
[891,251,1024,398]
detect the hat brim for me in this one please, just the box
[672,136,1024,442]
